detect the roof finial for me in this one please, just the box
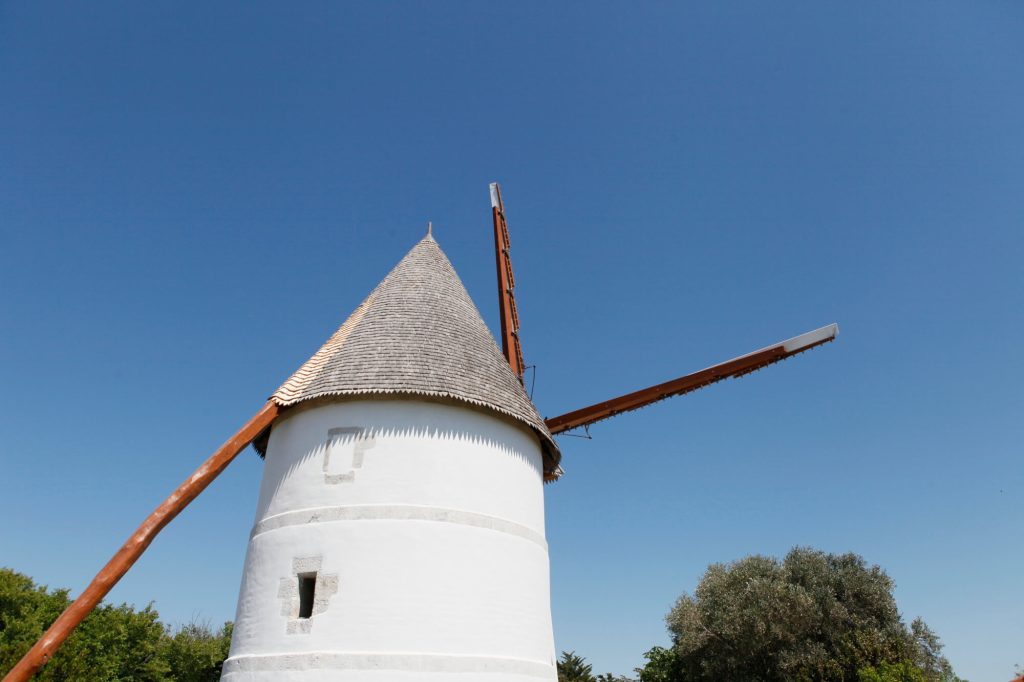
[427,221,432,236]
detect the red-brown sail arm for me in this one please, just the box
[3,401,280,682]
[490,182,525,381]
[545,324,838,435]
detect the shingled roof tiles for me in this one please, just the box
[271,234,561,476]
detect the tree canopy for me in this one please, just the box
[558,650,635,682]
[651,547,964,682]
[558,650,595,681]
[0,568,231,681]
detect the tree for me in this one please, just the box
[0,568,168,680]
[0,567,234,681]
[557,651,636,682]
[636,646,680,682]
[907,618,967,682]
[0,568,68,675]
[654,547,965,682]
[161,621,233,682]
[559,650,595,682]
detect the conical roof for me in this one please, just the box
[270,234,561,477]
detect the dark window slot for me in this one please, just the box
[298,573,316,619]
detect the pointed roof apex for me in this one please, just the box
[270,235,560,476]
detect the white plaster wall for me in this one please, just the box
[223,667,552,675]
[254,400,546,532]
[223,669,551,682]
[224,399,557,681]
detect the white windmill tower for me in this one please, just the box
[221,229,563,681]
[5,183,836,682]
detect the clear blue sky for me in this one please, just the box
[2,3,1021,680]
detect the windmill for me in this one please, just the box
[5,184,836,682]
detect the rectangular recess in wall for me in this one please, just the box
[298,573,316,619]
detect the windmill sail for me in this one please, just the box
[545,324,838,434]
[490,182,526,381]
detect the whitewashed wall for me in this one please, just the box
[222,399,557,681]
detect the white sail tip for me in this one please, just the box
[782,323,839,353]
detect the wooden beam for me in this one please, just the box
[3,401,280,682]
[490,182,525,380]
[545,324,837,435]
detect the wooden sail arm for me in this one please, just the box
[545,324,838,435]
[2,401,280,682]
[490,182,526,381]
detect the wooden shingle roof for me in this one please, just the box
[270,234,561,477]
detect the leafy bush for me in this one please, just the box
[0,568,232,681]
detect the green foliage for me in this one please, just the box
[0,568,233,681]
[559,650,595,682]
[858,661,927,682]
[907,618,967,682]
[557,647,634,679]
[0,568,69,675]
[635,646,680,682]
[0,568,168,681]
[558,651,637,682]
[651,547,964,682]
[161,621,233,682]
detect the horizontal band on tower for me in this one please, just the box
[251,504,548,550]
[222,651,556,677]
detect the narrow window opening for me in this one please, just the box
[297,573,317,619]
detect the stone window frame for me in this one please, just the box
[278,557,338,634]
[322,427,376,484]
